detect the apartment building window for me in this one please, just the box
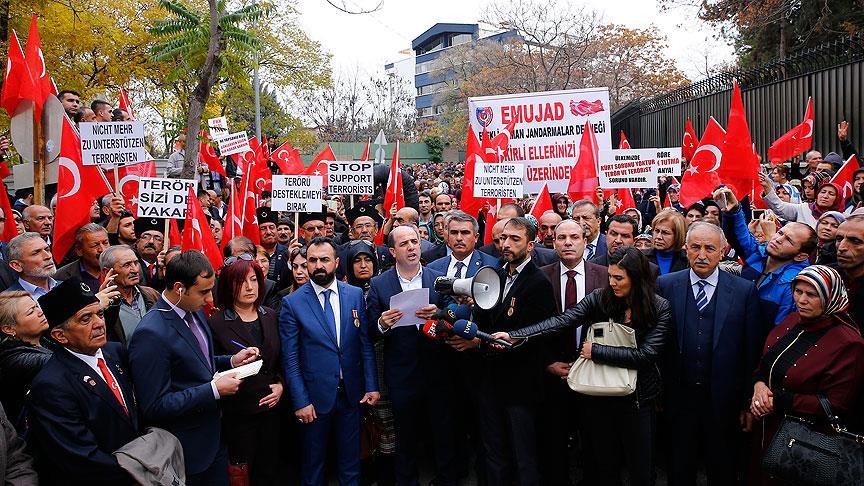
[419,107,434,117]
[417,82,447,96]
[451,33,473,46]
[415,61,432,75]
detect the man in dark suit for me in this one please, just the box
[257,207,292,291]
[27,277,140,485]
[54,223,111,291]
[590,214,661,277]
[426,210,499,279]
[366,225,457,486]
[571,200,607,261]
[132,217,165,290]
[5,232,59,298]
[538,219,608,485]
[473,217,558,485]
[656,222,763,485]
[478,217,559,266]
[128,250,259,485]
[280,237,379,485]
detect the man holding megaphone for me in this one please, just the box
[366,225,461,486]
[471,217,558,486]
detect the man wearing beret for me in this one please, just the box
[257,207,292,291]
[133,217,166,290]
[27,277,140,485]
[340,201,393,275]
[128,250,259,485]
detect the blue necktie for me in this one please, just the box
[586,243,596,260]
[695,280,709,312]
[322,289,338,346]
[184,312,211,369]
[454,261,465,279]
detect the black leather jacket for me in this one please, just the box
[0,339,53,430]
[509,289,672,403]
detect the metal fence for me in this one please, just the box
[612,35,864,159]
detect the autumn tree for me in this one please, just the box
[659,0,864,67]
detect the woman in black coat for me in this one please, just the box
[496,246,671,486]
[208,255,283,485]
[0,291,53,433]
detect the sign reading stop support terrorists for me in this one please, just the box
[79,121,147,166]
[327,161,374,195]
[473,163,524,199]
[271,175,323,212]
[468,87,612,194]
[136,177,198,218]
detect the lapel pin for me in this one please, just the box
[114,363,124,374]
[83,375,97,386]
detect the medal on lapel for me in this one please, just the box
[353,309,360,328]
[507,297,516,317]
[83,375,97,387]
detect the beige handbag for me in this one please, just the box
[567,319,638,396]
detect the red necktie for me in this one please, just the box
[564,270,578,310]
[97,358,128,415]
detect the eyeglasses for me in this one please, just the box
[290,247,307,260]
[224,253,253,267]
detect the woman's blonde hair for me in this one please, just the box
[0,291,34,341]
[651,209,688,250]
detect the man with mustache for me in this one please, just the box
[280,237,378,485]
[656,222,763,485]
[55,223,111,292]
[366,225,457,485]
[100,245,160,346]
[133,218,166,290]
[27,277,141,485]
[5,232,59,298]
[834,214,864,330]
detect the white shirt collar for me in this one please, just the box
[161,291,187,320]
[589,234,600,247]
[505,257,531,276]
[451,252,473,265]
[689,267,720,287]
[310,278,338,296]
[396,265,423,284]
[67,347,104,366]
[560,259,585,276]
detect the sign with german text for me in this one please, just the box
[136,177,197,218]
[468,87,612,193]
[473,163,524,199]
[598,149,661,188]
[79,121,147,166]
[216,131,250,157]
[327,161,374,195]
[271,175,323,212]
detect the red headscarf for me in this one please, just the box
[810,181,845,217]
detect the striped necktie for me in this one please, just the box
[695,280,709,312]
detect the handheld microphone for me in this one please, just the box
[452,320,512,348]
[421,319,455,341]
[431,306,459,324]
[446,303,471,321]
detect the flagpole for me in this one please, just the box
[32,109,45,205]
[113,165,122,196]
[240,160,252,233]
[164,219,170,248]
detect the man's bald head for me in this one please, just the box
[394,207,419,226]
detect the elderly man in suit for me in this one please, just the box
[538,219,608,485]
[473,217,558,485]
[128,250,259,485]
[5,233,59,298]
[657,222,763,485]
[27,277,140,485]
[367,225,456,486]
[280,237,379,485]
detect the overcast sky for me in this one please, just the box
[297,0,737,82]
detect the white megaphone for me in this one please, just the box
[434,266,502,310]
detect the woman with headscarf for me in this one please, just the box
[550,193,571,219]
[748,265,864,485]
[813,211,845,265]
[759,170,845,229]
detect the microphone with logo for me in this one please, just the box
[451,320,513,348]
[421,318,454,341]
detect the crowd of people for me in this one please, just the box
[0,91,861,486]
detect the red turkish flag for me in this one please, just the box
[168,218,182,248]
[459,126,485,218]
[482,202,497,245]
[305,145,335,185]
[118,88,135,120]
[0,184,17,242]
[679,117,725,207]
[830,155,859,200]
[109,160,157,213]
[23,15,54,119]
[0,162,10,180]
[54,117,112,262]
[182,186,224,270]
[567,120,601,203]
[529,182,553,220]
[682,118,697,162]
[615,188,637,211]
[767,97,814,165]
[271,140,305,175]
[383,141,405,212]
[662,176,680,208]
[361,138,371,161]
[719,80,760,199]
[618,130,631,149]
[198,139,227,177]
[0,30,34,116]
[235,168,261,245]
